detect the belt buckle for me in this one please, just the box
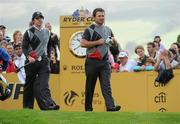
[37,56,42,61]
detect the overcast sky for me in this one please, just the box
[0,0,180,57]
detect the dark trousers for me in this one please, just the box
[85,58,115,111]
[23,57,55,110]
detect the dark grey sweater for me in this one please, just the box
[22,26,51,58]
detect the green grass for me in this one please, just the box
[0,110,180,124]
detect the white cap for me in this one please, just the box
[118,51,128,58]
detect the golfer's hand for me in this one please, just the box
[97,39,104,45]
[28,56,36,63]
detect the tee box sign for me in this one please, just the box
[60,13,105,111]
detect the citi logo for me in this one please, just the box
[64,90,79,106]
[154,92,167,103]
[154,81,165,87]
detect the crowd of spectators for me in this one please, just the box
[109,35,180,73]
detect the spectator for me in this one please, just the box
[108,50,119,72]
[0,25,11,42]
[154,49,178,71]
[0,47,11,101]
[134,57,155,71]
[169,48,178,61]
[0,30,8,49]
[118,51,136,72]
[154,36,165,51]
[153,40,160,54]
[50,48,59,74]
[5,43,15,61]
[147,42,158,61]
[135,45,148,67]
[0,40,8,49]
[109,41,121,63]
[0,47,9,73]
[13,43,26,84]
[6,58,16,73]
[45,22,60,60]
[12,30,23,45]
[144,57,155,70]
[5,43,16,73]
[154,49,176,84]
[145,57,155,66]
[170,42,179,54]
[170,42,180,63]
